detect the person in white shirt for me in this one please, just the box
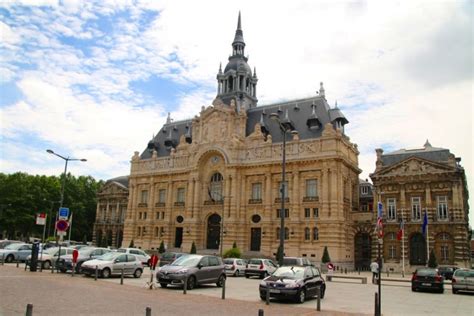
[370,261,379,284]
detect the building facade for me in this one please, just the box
[370,141,471,270]
[93,176,129,248]
[121,14,361,267]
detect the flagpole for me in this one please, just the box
[68,212,73,242]
[426,211,429,266]
[401,211,405,277]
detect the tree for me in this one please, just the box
[428,248,438,268]
[275,245,283,262]
[129,239,135,248]
[190,241,197,254]
[158,240,166,254]
[232,241,237,249]
[322,246,331,263]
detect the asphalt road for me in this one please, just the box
[1,264,473,316]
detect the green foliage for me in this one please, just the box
[0,172,103,241]
[129,239,135,248]
[190,241,196,254]
[232,241,237,249]
[321,246,331,263]
[428,249,438,268]
[158,240,166,254]
[223,247,241,258]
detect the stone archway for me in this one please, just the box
[207,214,221,249]
[409,233,426,265]
[354,232,371,270]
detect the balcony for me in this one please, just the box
[137,203,147,208]
[248,199,262,204]
[302,196,319,202]
[204,200,223,205]
[174,202,185,207]
[155,202,166,208]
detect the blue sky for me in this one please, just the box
[0,0,472,223]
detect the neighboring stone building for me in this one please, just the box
[121,13,361,267]
[370,141,471,270]
[93,176,129,248]
[352,179,374,270]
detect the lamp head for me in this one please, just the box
[46,149,54,154]
[269,113,279,121]
[80,159,87,162]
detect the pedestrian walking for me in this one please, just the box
[370,260,379,284]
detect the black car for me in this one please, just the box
[411,268,444,293]
[437,266,457,280]
[259,266,326,303]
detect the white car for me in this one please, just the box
[27,247,74,269]
[81,252,143,278]
[224,258,247,277]
[116,248,151,266]
[245,258,278,279]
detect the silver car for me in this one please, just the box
[156,254,226,290]
[245,258,278,279]
[452,268,474,294]
[81,252,143,278]
[0,243,32,262]
[224,258,246,277]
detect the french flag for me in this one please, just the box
[397,219,404,241]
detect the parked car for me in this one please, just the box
[282,257,314,267]
[156,254,226,290]
[81,252,143,278]
[411,268,444,293]
[26,246,74,269]
[116,248,151,266]
[245,258,278,279]
[57,247,112,273]
[0,240,21,249]
[437,266,457,280]
[159,252,186,267]
[0,243,32,262]
[224,258,246,276]
[259,266,326,303]
[451,268,474,294]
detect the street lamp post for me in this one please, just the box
[268,112,298,266]
[46,149,87,242]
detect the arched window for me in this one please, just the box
[284,227,289,240]
[304,228,310,241]
[209,172,223,201]
[313,227,319,240]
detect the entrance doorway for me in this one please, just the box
[250,228,261,251]
[410,233,426,265]
[207,214,221,249]
[354,232,371,270]
[175,227,183,248]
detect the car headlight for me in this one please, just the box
[284,282,300,288]
[260,281,267,287]
[175,269,188,274]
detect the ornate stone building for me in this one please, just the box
[370,141,471,270]
[93,176,129,248]
[121,13,361,267]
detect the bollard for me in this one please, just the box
[316,286,321,311]
[344,268,347,274]
[95,265,98,281]
[149,272,153,289]
[258,309,264,316]
[51,262,54,273]
[358,267,360,275]
[265,287,270,305]
[26,303,33,316]
[72,263,75,277]
[24,260,28,271]
[145,307,151,316]
[183,277,187,295]
[402,270,405,278]
[375,292,379,316]
[221,277,226,300]
[121,268,124,285]
[386,269,389,277]
[1,254,4,265]
[16,257,19,268]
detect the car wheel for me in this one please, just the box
[187,276,196,290]
[296,288,306,304]
[411,286,417,292]
[452,288,458,294]
[260,295,266,301]
[42,260,51,270]
[438,288,444,294]
[216,274,226,287]
[234,270,240,277]
[160,283,168,288]
[133,268,143,278]
[319,285,326,299]
[5,254,14,263]
[101,268,111,278]
[59,268,67,273]
[75,262,82,273]
[245,274,250,278]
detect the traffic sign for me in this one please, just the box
[58,207,69,219]
[56,219,69,232]
[57,231,67,237]
[36,213,47,225]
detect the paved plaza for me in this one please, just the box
[0,264,472,315]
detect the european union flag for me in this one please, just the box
[422,211,428,235]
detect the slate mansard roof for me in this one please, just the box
[104,175,129,189]
[140,94,349,159]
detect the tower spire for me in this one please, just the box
[232,11,245,55]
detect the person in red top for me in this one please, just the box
[150,254,159,270]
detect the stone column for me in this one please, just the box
[293,171,300,220]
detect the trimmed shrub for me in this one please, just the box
[223,247,241,258]
[322,246,331,263]
[428,248,438,268]
[158,240,166,254]
[190,241,197,254]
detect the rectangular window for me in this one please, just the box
[313,208,319,218]
[304,208,310,218]
[159,189,166,203]
[387,198,397,220]
[143,212,147,220]
[138,212,142,220]
[441,245,449,261]
[313,227,319,240]
[177,188,185,203]
[437,196,448,220]
[140,190,148,204]
[137,227,141,236]
[306,179,318,197]
[154,227,159,237]
[361,186,369,195]
[304,228,310,240]
[252,183,262,200]
[142,227,146,236]
[389,245,396,259]
[161,211,165,219]
[156,212,160,220]
[276,209,289,218]
[279,181,288,199]
[411,197,421,220]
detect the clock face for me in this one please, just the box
[212,156,219,164]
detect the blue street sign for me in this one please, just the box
[59,207,69,219]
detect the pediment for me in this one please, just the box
[99,182,128,195]
[374,156,454,177]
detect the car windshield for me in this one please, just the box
[43,247,59,255]
[162,253,176,260]
[170,255,200,267]
[223,259,234,264]
[416,269,437,276]
[116,249,126,253]
[273,267,305,279]
[249,259,262,264]
[5,243,25,250]
[79,247,96,256]
[97,252,117,261]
